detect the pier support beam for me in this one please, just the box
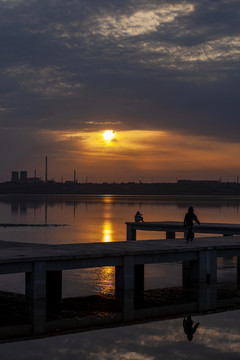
[127,224,136,241]
[115,256,135,321]
[182,250,217,287]
[25,262,46,334]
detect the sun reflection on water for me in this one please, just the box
[96,266,115,295]
[103,220,112,242]
[102,195,113,204]
[102,195,113,242]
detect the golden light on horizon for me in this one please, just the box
[38,129,240,182]
[102,130,115,143]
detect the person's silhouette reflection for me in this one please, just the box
[183,315,199,341]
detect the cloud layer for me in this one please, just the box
[0,0,240,180]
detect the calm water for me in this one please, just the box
[0,194,240,296]
[1,310,240,358]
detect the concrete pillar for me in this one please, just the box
[127,224,136,241]
[25,262,46,334]
[198,283,217,311]
[26,262,46,299]
[197,250,217,284]
[115,256,135,291]
[30,299,47,334]
[116,289,135,322]
[237,257,240,285]
[166,231,175,239]
[115,256,135,321]
[182,250,217,286]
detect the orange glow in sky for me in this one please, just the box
[36,129,240,183]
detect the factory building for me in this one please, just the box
[20,171,28,182]
[11,171,19,183]
[11,170,42,184]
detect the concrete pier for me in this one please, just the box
[126,221,240,241]
[1,236,240,336]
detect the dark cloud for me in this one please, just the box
[0,0,240,140]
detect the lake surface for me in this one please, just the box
[0,194,239,297]
[1,309,240,359]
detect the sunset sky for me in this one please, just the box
[1,0,240,183]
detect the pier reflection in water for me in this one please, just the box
[1,267,240,341]
[1,307,240,358]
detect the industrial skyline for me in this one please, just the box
[6,158,240,186]
[5,155,240,185]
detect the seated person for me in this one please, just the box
[135,211,144,222]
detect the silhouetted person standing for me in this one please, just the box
[184,206,200,243]
[183,315,200,341]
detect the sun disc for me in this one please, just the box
[102,130,115,143]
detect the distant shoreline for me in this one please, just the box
[1,181,240,196]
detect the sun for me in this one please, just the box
[102,130,115,143]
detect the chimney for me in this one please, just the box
[45,156,48,183]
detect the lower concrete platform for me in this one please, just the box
[1,236,240,336]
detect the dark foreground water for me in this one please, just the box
[1,309,240,359]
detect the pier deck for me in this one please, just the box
[126,221,240,240]
[1,236,240,265]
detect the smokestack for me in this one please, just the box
[74,169,76,183]
[45,156,48,183]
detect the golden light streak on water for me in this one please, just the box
[96,266,115,294]
[102,220,113,242]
